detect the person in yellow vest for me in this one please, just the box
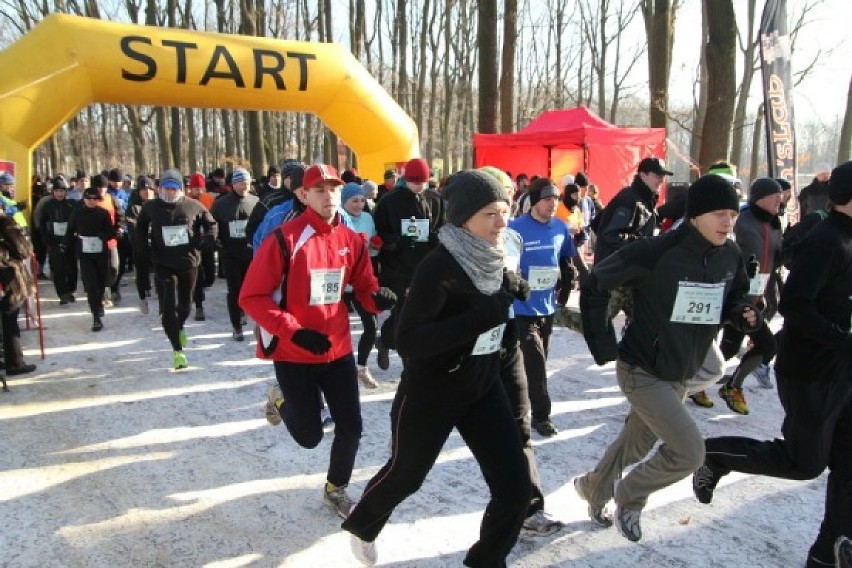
[0,173,30,230]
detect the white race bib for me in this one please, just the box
[80,236,103,253]
[748,273,770,296]
[670,281,725,325]
[471,324,506,356]
[52,221,68,237]
[527,266,560,291]
[309,267,345,305]
[162,225,189,246]
[229,219,248,239]
[400,218,429,242]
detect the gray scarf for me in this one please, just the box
[438,224,504,294]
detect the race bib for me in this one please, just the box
[80,236,103,253]
[527,266,559,291]
[309,267,345,305]
[401,218,429,242]
[748,273,770,296]
[670,281,725,325]
[162,225,189,246]
[471,324,506,356]
[229,219,248,239]
[52,221,68,237]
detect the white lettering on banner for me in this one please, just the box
[309,267,344,305]
[52,221,68,237]
[670,281,725,325]
[80,236,103,253]
[162,225,189,246]
[471,324,505,356]
[229,219,247,239]
[527,266,559,291]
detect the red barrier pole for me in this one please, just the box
[29,253,45,360]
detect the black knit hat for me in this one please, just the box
[527,177,558,207]
[829,161,852,205]
[686,174,740,218]
[749,177,782,203]
[443,170,511,226]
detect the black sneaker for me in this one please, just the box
[194,306,206,321]
[532,419,558,437]
[693,464,723,504]
[6,363,36,376]
[837,536,852,568]
[92,317,104,332]
[59,294,69,306]
[376,338,390,371]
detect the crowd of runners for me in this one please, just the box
[2,155,850,568]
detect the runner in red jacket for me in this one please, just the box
[239,163,396,519]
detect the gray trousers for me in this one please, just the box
[577,344,722,511]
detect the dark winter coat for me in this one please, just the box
[593,176,659,261]
[581,221,753,382]
[776,210,852,380]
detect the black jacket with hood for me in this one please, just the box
[581,221,753,382]
[593,176,659,262]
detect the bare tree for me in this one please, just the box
[697,0,736,171]
[477,0,498,133]
[838,75,852,164]
[499,0,517,132]
[642,0,679,131]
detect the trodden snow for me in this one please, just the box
[1,277,823,567]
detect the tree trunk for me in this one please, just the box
[126,105,148,173]
[499,0,517,133]
[185,107,198,172]
[643,0,675,131]
[156,107,172,171]
[477,0,498,133]
[442,0,455,171]
[750,102,765,182]
[698,0,736,172]
[838,74,852,164]
[414,0,431,140]
[690,3,708,170]
[241,0,267,175]
[730,0,758,171]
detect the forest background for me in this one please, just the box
[1,0,851,189]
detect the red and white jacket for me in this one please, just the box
[239,207,381,363]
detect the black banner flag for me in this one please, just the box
[759,0,797,221]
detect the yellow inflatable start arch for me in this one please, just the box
[0,14,420,206]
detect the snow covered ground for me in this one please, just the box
[0,276,825,567]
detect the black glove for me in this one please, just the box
[746,254,760,279]
[739,305,764,334]
[371,287,397,311]
[556,284,571,306]
[502,269,530,301]
[291,328,331,355]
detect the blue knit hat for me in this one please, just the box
[342,182,365,204]
[231,167,251,186]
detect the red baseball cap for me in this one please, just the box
[303,164,344,189]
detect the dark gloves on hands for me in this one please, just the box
[746,254,760,279]
[502,269,530,302]
[556,284,571,306]
[292,328,332,355]
[371,287,397,311]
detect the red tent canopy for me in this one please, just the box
[474,107,666,203]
